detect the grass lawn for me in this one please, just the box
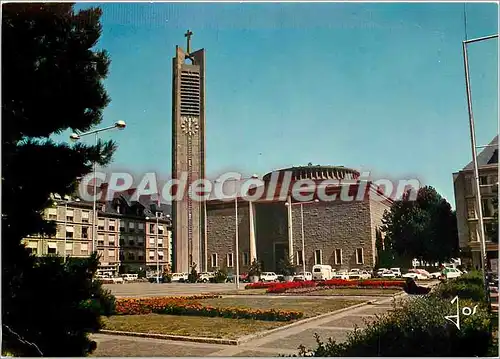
[102,314,285,339]
[199,297,363,318]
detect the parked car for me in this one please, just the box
[376,268,388,277]
[293,272,313,281]
[429,271,442,279]
[198,272,215,283]
[121,273,138,282]
[260,272,278,282]
[148,276,164,283]
[381,269,396,278]
[171,272,188,282]
[312,265,334,280]
[402,269,430,280]
[442,267,462,279]
[351,270,372,280]
[390,268,402,277]
[332,270,349,280]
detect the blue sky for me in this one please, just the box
[71,2,498,205]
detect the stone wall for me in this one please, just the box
[206,198,392,274]
[289,200,374,272]
[206,203,250,272]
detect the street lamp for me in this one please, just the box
[462,33,498,305]
[285,199,319,275]
[70,121,126,255]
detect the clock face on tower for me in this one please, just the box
[180,116,199,136]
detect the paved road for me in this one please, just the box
[91,295,403,357]
[104,282,238,297]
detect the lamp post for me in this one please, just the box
[285,199,319,275]
[70,121,126,255]
[235,195,240,289]
[462,34,498,305]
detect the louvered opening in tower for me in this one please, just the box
[180,71,200,116]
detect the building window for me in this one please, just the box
[120,220,125,232]
[80,243,88,253]
[65,242,73,254]
[149,223,155,233]
[108,249,115,257]
[211,253,218,268]
[108,235,116,247]
[356,248,364,264]
[66,209,74,222]
[482,198,492,217]
[227,253,234,267]
[138,251,144,261]
[81,211,89,223]
[66,226,74,239]
[466,199,476,219]
[243,252,249,266]
[138,222,144,231]
[158,225,164,235]
[128,236,135,246]
[47,208,57,220]
[137,236,144,245]
[129,222,135,232]
[109,220,116,231]
[149,237,155,246]
[480,176,488,186]
[335,249,342,265]
[469,224,478,242]
[48,243,57,254]
[82,227,89,239]
[149,251,155,260]
[128,252,136,260]
[297,251,304,265]
[158,251,164,260]
[98,219,105,231]
[157,237,163,247]
[314,250,322,265]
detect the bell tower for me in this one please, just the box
[172,30,206,273]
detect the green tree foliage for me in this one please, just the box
[2,3,116,356]
[380,186,459,264]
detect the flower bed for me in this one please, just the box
[114,295,303,322]
[244,282,277,289]
[262,279,405,293]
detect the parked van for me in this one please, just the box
[312,265,333,281]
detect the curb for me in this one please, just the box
[99,329,239,346]
[237,300,373,344]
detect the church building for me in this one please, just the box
[205,165,393,273]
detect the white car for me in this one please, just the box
[260,272,278,282]
[443,267,462,279]
[381,270,396,278]
[110,276,124,284]
[293,272,313,281]
[390,268,402,277]
[121,273,138,282]
[333,270,350,280]
[403,271,428,280]
[376,268,388,277]
[171,272,188,282]
[198,272,215,283]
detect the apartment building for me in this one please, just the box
[22,190,172,276]
[453,135,498,269]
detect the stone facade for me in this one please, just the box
[206,195,391,273]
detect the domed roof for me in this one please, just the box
[262,164,360,182]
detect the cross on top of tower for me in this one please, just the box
[185,29,193,54]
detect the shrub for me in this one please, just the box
[213,267,228,283]
[432,271,487,302]
[298,296,492,356]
